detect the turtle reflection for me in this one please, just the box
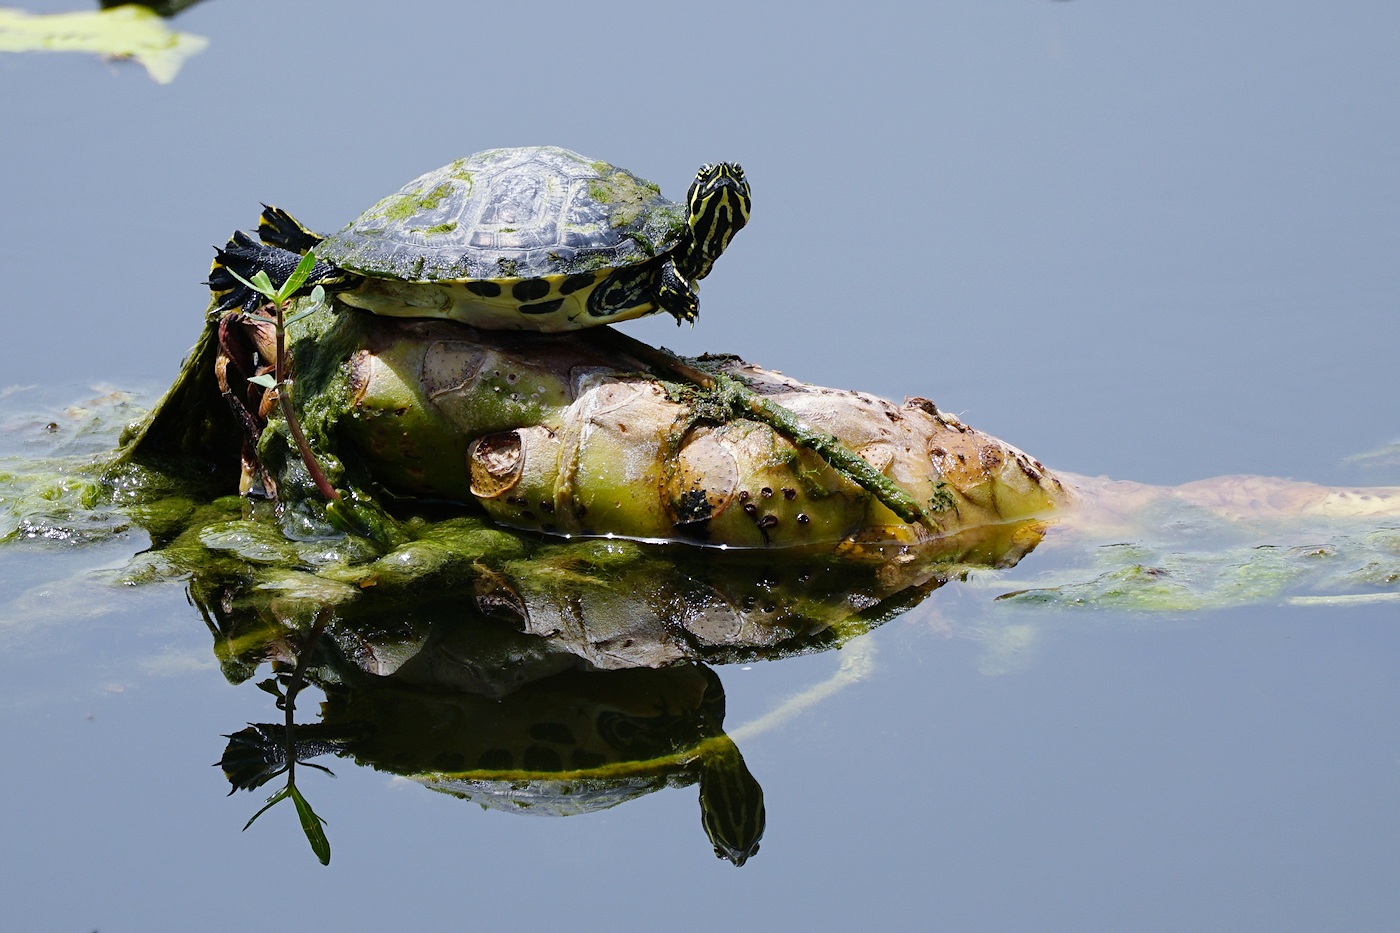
[200,519,1047,865]
[220,654,764,865]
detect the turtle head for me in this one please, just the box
[698,737,766,867]
[678,162,751,281]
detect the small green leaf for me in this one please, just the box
[247,374,278,389]
[242,313,277,325]
[243,786,292,831]
[284,310,315,326]
[290,784,331,865]
[250,270,276,295]
[224,267,277,301]
[309,284,326,305]
[278,252,320,302]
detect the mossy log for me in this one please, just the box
[122,302,1067,555]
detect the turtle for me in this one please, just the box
[209,146,751,332]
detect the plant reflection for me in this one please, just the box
[195,519,1047,866]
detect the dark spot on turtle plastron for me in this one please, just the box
[512,278,552,302]
[559,272,597,294]
[466,280,502,298]
[519,298,565,315]
[782,488,797,500]
[757,515,779,530]
[797,513,810,524]
[760,487,773,498]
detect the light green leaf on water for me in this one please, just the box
[0,5,208,84]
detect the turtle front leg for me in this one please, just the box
[656,260,699,324]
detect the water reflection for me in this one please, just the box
[193,518,1046,865]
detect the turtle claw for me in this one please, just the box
[208,230,271,312]
[657,260,699,325]
[258,205,323,254]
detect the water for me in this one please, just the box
[3,2,1398,930]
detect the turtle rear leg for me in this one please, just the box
[208,225,342,313]
[656,260,699,324]
[208,230,305,312]
[258,205,324,254]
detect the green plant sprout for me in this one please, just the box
[223,254,341,503]
[239,611,334,865]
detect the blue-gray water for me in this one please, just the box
[2,2,1398,930]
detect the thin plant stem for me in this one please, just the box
[270,297,339,502]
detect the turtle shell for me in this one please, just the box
[315,146,687,283]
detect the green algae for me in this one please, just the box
[995,523,1400,613]
[370,182,456,224]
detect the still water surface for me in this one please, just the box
[2,2,1397,930]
